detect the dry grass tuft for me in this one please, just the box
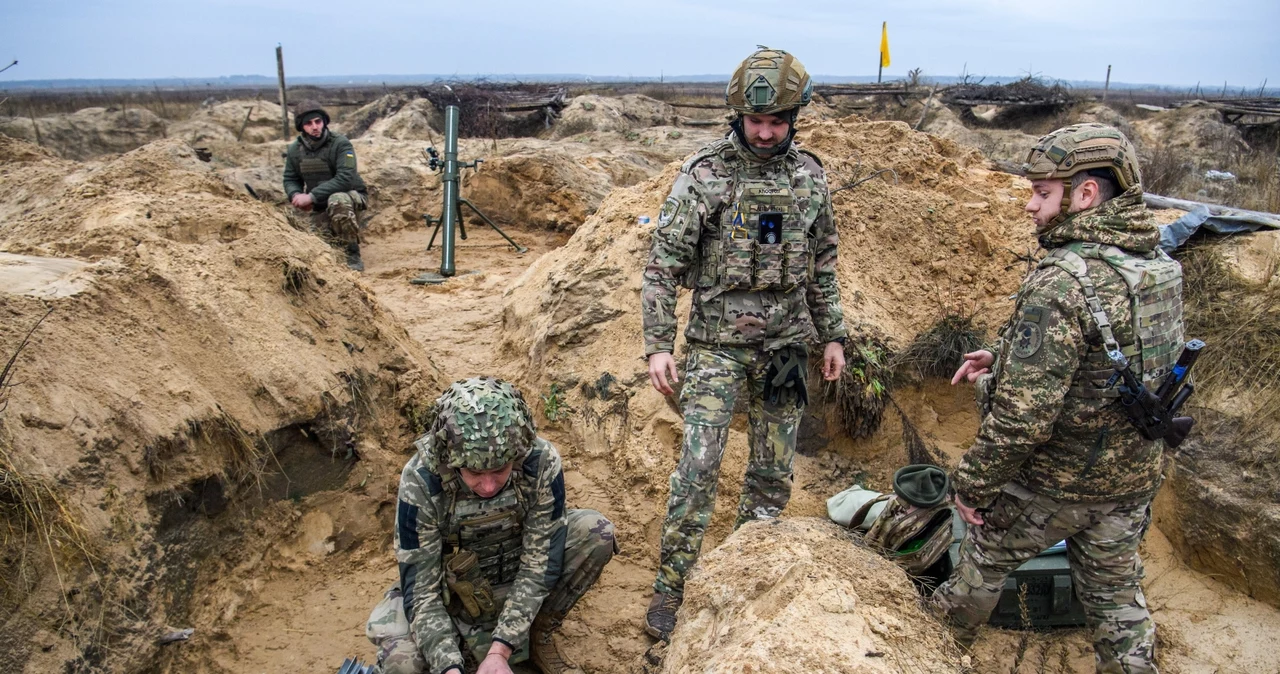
[891,313,986,382]
[0,432,97,605]
[830,330,893,439]
[1176,243,1280,457]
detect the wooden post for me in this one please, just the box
[276,44,289,141]
[1103,65,1111,101]
[237,105,255,142]
[28,105,42,147]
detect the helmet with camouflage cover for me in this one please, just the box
[1024,123,1141,189]
[1024,123,1142,226]
[725,46,813,115]
[420,377,536,471]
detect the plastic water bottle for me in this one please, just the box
[638,215,651,225]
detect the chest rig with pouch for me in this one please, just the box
[1038,241,1183,399]
[679,141,815,294]
[298,134,335,191]
[435,449,544,624]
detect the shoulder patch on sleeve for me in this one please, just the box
[1011,305,1047,359]
[797,148,824,169]
[658,196,680,227]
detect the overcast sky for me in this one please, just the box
[1,0,1275,87]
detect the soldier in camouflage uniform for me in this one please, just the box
[640,47,849,639]
[365,377,616,674]
[283,100,370,271]
[935,124,1183,674]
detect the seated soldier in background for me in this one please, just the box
[282,100,369,271]
[366,377,616,674]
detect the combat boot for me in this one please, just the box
[529,615,582,674]
[643,591,682,641]
[345,242,364,272]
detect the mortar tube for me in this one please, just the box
[440,105,461,277]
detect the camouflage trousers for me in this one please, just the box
[311,190,366,246]
[654,344,805,597]
[370,509,616,674]
[933,482,1157,674]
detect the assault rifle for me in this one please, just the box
[1108,340,1205,449]
[335,657,375,674]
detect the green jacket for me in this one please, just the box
[395,438,566,673]
[953,188,1180,507]
[641,134,848,355]
[282,129,367,211]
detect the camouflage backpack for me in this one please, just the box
[848,465,954,575]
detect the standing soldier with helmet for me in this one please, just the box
[640,46,849,639]
[283,100,370,271]
[936,123,1183,673]
[365,377,616,674]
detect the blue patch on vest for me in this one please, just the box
[543,522,566,588]
[397,500,420,550]
[550,471,565,520]
[522,449,541,477]
[399,561,419,623]
[422,467,443,496]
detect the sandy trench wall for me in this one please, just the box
[661,518,963,674]
[0,107,169,160]
[0,134,443,672]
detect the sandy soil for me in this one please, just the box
[4,97,1280,674]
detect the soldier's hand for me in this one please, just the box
[477,643,514,674]
[950,350,995,386]
[954,497,985,526]
[648,352,679,396]
[822,341,846,381]
[291,193,314,211]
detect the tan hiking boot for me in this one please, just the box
[530,617,582,674]
[643,591,682,640]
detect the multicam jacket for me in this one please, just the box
[641,133,848,355]
[282,129,368,211]
[953,187,1182,507]
[395,438,566,673]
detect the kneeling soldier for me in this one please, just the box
[367,377,616,674]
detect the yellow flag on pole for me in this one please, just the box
[880,22,891,68]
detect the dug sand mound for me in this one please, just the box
[0,106,168,159]
[0,134,441,673]
[661,517,963,673]
[552,94,680,139]
[923,104,1037,164]
[1130,103,1249,158]
[168,99,288,144]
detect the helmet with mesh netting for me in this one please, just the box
[421,377,535,471]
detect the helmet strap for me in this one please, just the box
[1047,177,1073,228]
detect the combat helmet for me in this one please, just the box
[418,377,536,472]
[725,46,814,115]
[294,100,331,132]
[1023,123,1142,226]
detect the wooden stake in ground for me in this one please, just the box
[27,104,42,147]
[276,44,289,141]
[237,105,255,142]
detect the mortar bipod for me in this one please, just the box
[412,105,527,286]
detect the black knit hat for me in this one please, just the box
[892,465,950,508]
[294,100,330,131]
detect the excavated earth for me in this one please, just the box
[0,96,1278,674]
